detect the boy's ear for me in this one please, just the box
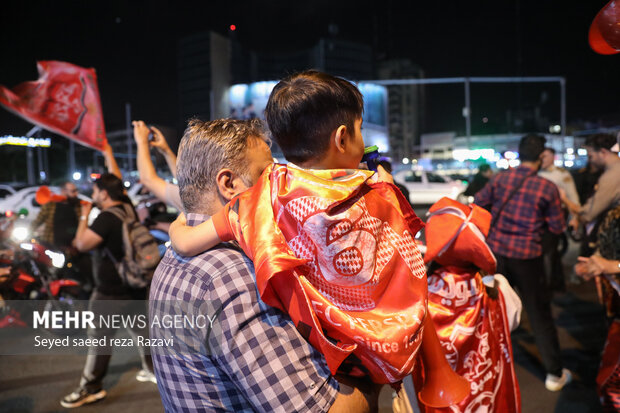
[215,168,245,202]
[333,125,348,154]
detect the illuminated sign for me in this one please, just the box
[0,135,51,148]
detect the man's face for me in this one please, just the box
[540,149,555,170]
[62,183,79,200]
[241,137,274,189]
[586,146,605,169]
[91,185,103,209]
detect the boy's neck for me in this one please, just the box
[295,152,354,170]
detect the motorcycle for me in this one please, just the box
[0,231,84,330]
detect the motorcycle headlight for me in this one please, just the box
[45,250,65,269]
[11,226,29,242]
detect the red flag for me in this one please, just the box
[0,61,107,150]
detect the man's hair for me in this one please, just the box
[264,70,364,164]
[543,147,556,155]
[176,118,268,214]
[518,134,546,162]
[94,173,125,202]
[61,180,74,189]
[478,163,491,173]
[585,133,616,152]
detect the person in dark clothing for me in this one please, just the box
[475,134,572,392]
[60,174,155,409]
[464,163,493,197]
[572,161,603,206]
[30,181,93,290]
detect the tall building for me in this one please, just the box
[377,59,425,161]
[178,31,373,129]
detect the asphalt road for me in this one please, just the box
[0,205,608,413]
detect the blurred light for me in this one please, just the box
[72,172,81,181]
[453,148,496,162]
[437,164,443,169]
[402,158,410,165]
[577,148,588,156]
[5,210,13,218]
[496,159,509,169]
[508,159,521,168]
[124,181,131,188]
[566,148,574,155]
[504,151,518,160]
[229,24,236,31]
[482,117,489,123]
[45,250,65,268]
[565,154,575,160]
[19,242,33,250]
[554,160,564,167]
[90,173,101,181]
[39,171,47,180]
[411,159,418,164]
[165,241,171,248]
[12,227,29,242]
[549,124,562,133]
[564,160,574,168]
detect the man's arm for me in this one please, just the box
[133,120,169,203]
[73,203,103,252]
[101,143,122,179]
[150,126,177,179]
[545,185,566,234]
[474,175,494,207]
[580,170,619,223]
[210,253,378,412]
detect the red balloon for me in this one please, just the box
[589,0,620,55]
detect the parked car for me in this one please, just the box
[393,169,466,205]
[0,185,17,200]
[0,186,94,225]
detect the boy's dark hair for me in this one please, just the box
[585,133,616,152]
[265,70,364,164]
[518,134,546,162]
[94,173,125,202]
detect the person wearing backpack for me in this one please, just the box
[60,173,159,408]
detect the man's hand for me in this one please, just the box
[133,120,151,146]
[80,202,93,220]
[376,165,394,184]
[149,126,172,154]
[575,256,604,280]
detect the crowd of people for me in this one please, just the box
[9,70,619,412]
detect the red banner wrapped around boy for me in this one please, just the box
[415,198,521,412]
[0,61,107,150]
[214,163,427,383]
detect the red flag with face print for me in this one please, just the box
[212,163,427,383]
[0,61,107,150]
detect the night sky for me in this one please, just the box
[1,0,618,143]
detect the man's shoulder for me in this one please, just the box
[151,244,255,301]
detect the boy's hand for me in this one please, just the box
[376,165,393,184]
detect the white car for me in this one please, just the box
[0,186,94,224]
[0,184,17,200]
[393,170,466,205]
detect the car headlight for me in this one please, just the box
[11,226,29,242]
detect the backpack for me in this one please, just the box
[104,203,161,288]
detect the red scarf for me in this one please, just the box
[214,164,427,383]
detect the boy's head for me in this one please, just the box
[265,70,364,166]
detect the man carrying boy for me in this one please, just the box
[150,118,380,411]
[169,70,428,385]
